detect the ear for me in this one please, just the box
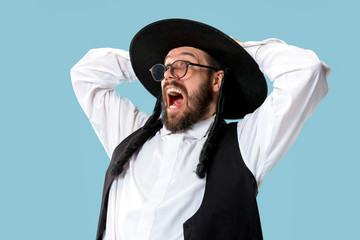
[212,70,224,93]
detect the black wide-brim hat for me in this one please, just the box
[130,18,267,119]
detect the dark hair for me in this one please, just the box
[195,70,226,178]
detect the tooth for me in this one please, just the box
[169,104,176,109]
[167,88,181,95]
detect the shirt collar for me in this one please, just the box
[160,115,215,139]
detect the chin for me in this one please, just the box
[162,106,208,133]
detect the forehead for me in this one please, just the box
[164,46,208,63]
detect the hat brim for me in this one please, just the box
[130,18,267,119]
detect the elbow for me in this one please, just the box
[305,50,330,75]
[70,66,78,94]
[70,61,86,95]
[70,64,80,85]
[70,48,94,86]
[305,50,330,83]
[307,54,330,99]
[304,49,323,70]
[70,64,86,102]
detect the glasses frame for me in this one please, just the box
[149,60,220,82]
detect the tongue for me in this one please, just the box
[174,98,183,107]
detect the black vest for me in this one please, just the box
[96,122,263,240]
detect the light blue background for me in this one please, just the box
[1,0,358,239]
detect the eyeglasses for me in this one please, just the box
[149,60,220,82]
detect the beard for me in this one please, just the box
[161,80,213,133]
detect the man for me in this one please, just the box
[71,19,329,240]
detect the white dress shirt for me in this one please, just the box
[71,39,330,240]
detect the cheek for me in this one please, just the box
[186,79,207,96]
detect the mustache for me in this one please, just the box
[162,81,188,96]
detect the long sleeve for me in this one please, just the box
[238,39,330,188]
[71,48,150,159]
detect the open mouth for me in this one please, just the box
[167,87,184,110]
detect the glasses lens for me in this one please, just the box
[150,64,166,81]
[171,60,187,78]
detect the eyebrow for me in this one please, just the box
[164,52,199,63]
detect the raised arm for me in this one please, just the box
[71,48,150,159]
[238,39,330,187]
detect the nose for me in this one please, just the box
[163,67,174,80]
[163,67,182,82]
